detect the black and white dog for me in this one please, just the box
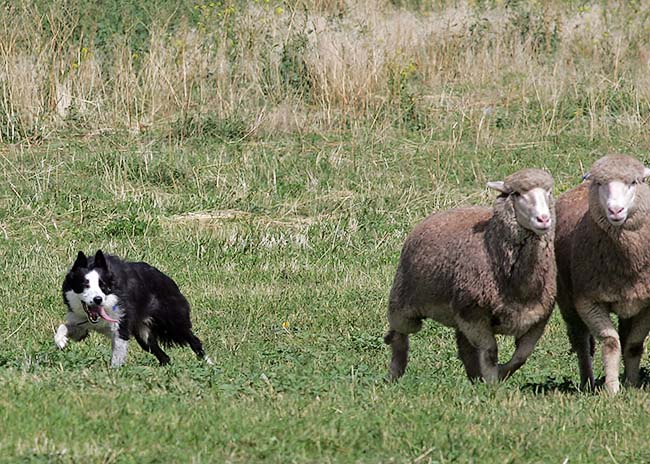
[55,250,212,367]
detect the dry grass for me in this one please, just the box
[1,0,650,141]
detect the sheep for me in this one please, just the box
[384,168,557,382]
[555,154,650,394]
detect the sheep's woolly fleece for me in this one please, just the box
[388,168,556,335]
[385,167,557,382]
[555,154,650,392]
[502,168,554,193]
[587,154,646,184]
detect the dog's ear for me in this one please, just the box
[72,251,87,270]
[94,250,107,269]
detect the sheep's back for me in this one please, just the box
[394,206,496,313]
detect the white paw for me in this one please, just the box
[204,355,215,366]
[54,325,68,349]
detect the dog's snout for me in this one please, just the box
[93,296,103,305]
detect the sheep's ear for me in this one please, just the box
[643,167,650,180]
[487,181,511,194]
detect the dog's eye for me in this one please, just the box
[84,279,89,288]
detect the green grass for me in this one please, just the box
[2,123,650,463]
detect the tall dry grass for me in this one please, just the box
[1,0,650,142]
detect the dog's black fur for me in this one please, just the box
[60,250,207,366]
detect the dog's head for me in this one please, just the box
[63,250,119,324]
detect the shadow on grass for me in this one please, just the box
[520,376,581,395]
[522,368,650,395]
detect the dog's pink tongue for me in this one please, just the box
[98,306,119,323]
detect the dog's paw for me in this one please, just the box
[110,337,128,367]
[54,324,68,349]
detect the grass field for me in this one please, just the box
[4,1,650,463]
[3,128,650,463]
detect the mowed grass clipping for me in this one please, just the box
[2,126,650,463]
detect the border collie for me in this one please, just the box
[55,250,212,367]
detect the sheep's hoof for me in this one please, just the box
[388,367,405,382]
[604,380,620,395]
[498,365,512,381]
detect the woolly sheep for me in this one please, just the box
[384,168,556,382]
[556,154,650,394]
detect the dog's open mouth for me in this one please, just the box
[82,302,119,324]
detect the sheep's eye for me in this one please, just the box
[511,192,520,198]
[632,179,639,186]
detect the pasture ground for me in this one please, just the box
[2,128,650,463]
[4,0,650,462]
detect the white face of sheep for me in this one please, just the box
[488,182,553,235]
[590,169,650,227]
[596,180,639,226]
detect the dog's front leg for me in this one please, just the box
[111,335,129,367]
[54,324,69,349]
[55,317,89,349]
[110,324,130,367]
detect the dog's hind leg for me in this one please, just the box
[186,332,213,365]
[149,339,171,366]
[135,333,171,366]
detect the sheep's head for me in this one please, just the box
[584,155,650,228]
[487,168,554,236]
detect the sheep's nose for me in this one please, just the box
[536,213,550,224]
[608,206,624,215]
[93,296,103,305]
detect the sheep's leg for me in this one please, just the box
[561,304,595,390]
[498,319,547,381]
[619,311,650,387]
[457,322,498,383]
[385,309,422,381]
[384,330,410,380]
[455,330,481,381]
[578,302,620,395]
[567,320,596,391]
